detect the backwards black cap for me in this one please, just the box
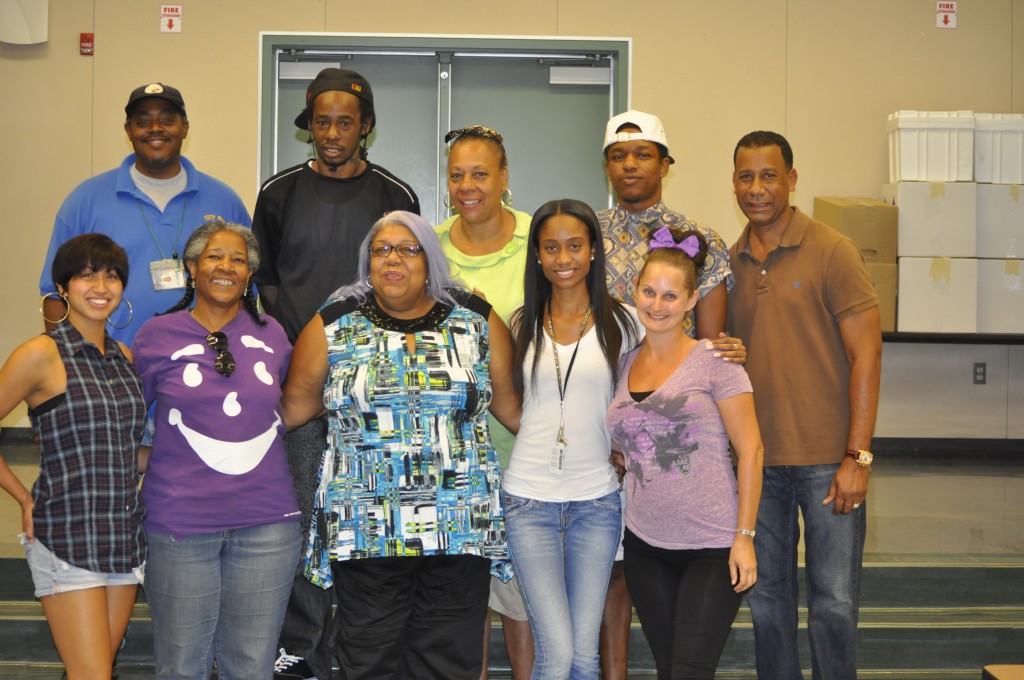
[294,68,374,130]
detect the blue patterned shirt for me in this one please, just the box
[598,201,733,338]
[304,292,506,588]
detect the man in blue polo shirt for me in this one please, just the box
[40,82,250,343]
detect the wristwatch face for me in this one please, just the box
[846,449,873,467]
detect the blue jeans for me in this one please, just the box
[747,464,866,680]
[503,489,622,680]
[145,521,301,680]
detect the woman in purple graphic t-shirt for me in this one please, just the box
[133,221,301,679]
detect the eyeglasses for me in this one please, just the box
[369,244,424,258]
[205,331,236,377]
[444,125,504,145]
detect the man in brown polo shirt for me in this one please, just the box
[726,131,882,680]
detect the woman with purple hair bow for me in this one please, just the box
[605,225,765,679]
[649,228,702,257]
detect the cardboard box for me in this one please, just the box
[977,258,1024,333]
[887,110,975,183]
[897,257,977,333]
[814,197,898,264]
[977,183,1024,259]
[882,182,977,257]
[866,263,897,332]
[974,113,1024,184]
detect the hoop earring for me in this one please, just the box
[501,188,513,207]
[40,292,69,324]
[366,277,374,289]
[443,192,451,209]
[106,298,134,330]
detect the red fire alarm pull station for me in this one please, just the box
[80,33,94,55]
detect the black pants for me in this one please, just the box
[331,555,491,680]
[623,529,743,680]
[278,417,335,680]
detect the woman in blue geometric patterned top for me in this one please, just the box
[283,210,520,679]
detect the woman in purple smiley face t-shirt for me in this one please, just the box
[133,221,301,679]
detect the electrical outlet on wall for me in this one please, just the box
[973,362,987,385]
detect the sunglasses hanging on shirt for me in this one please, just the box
[205,331,236,377]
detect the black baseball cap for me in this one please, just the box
[294,68,374,130]
[125,83,186,118]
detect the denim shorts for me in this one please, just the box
[22,534,144,598]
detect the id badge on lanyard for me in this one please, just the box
[547,304,593,475]
[150,258,186,290]
[139,194,190,291]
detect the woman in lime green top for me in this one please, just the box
[435,125,535,679]
[436,126,532,325]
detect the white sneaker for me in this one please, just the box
[273,648,318,680]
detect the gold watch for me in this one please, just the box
[844,449,873,468]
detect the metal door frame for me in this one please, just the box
[257,32,631,212]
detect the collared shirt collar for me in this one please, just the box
[52,319,119,358]
[442,206,529,272]
[738,206,809,260]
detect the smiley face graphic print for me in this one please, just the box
[132,311,299,535]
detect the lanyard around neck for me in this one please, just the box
[548,302,593,404]
[137,193,189,260]
[548,302,593,452]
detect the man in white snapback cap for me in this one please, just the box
[598,110,733,338]
[603,110,675,163]
[595,110,740,680]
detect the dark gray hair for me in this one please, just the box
[182,220,260,273]
[159,220,265,325]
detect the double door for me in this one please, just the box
[260,34,630,223]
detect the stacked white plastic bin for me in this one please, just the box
[887,110,976,184]
[974,114,1024,333]
[883,110,978,332]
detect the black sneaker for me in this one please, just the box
[273,648,317,680]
